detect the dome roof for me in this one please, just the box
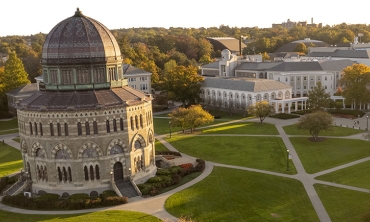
[42,8,121,64]
[275,38,330,53]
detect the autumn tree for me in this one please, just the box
[297,111,334,141]
[168,105,214,133]
[307,81,332,111]
[247,101,274,124]
[340,64,370,109]
[162,65,204,107]
[294,42,308,54]
[0,51,30,94]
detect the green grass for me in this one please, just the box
[165,167,319,221]
[158,171,202,194]
[12,137,20,143]
[291,137,370,174]
[0,129,19,135]
[167,135,296,174]
[283,124,365,136]
[154,139,169,152]
[0,118,18,131]
[202,122,279,135]
[315,160,370,189]
[0,143,23,177]
[0,210,161,222]
[314,184,370,222]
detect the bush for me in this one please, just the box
[156,151,182,156]
[147,176,162,183]
[156,169,171,176]
[102,196,128,206]
[270,113,300,119]
[0,111,13,119]
[68,193,89,201]
[37,193,60,200]
[195,159,206,172]
[327,109,365,117]
[101,190,117,200]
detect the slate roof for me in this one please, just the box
[207,37,246,53]
[202,61,219,69]
[6,83,38,97]
[268,59,355,72]
[236,62,282,70]
[18,86,150,111]
[202,77,291,92]
[307,49,370,59]
[275,39,330,52]
[123,64,151,75]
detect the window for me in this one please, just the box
[139,77,147,81]
[291,77,293,81]
[39,123,43,136]
[304,86,307,89]
[34,122,38,135]
[64,123,69,136]
[325,85,327,89]
[68,167,72,182]
[140,84,148,91]
[57,123,61,136]
[318,77,321,81]
[325,76,327,81]
[29,122,33,135]
[113,119,117,132]
[304,77,307,81]
[297,77,300,81]
[106,120,110,133]
[135,116,139,129]
[93,121,98,134]
[236,95,239,99]
[128,77,136,82]
[130,85,136,89]
[50,123,54,136]
[278,77,280,81]
[84,166,89,181]
[95,165,100,180]
[130,117,134,131]
[310,77,314,81]
[85,122,90,135]
[77,122,82,136]
[285,77,288,82]
[120,118,124,131]
[90,165,95,180]
[140,115,143,128]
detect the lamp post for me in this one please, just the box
[110,171,113,182]
[367,115,369,131]
[286,150,290,171]
[169,121,172,138]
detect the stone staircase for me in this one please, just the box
[115,179,139,198]
[3,180,25,196]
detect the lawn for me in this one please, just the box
[154,110,248,121]
[0,129,19,136]
[0,118,18,131]
[0,143,23,177]
[315,160,370,189]
[0,210,161,222]
[165,167,319,221]
[283,124,365,136]
[202,122,279,135]
[291,137,370,174]
[12,137,20,143]
[314,184,370,222]
[167,135,296,174]
[154,139,169,152]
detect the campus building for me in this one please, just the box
[14,8,156,197]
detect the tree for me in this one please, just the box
[247,101,274,124]
[340,64,370,109]
[294,42,308,54]
[168,105,214,133]
[297,111,334,141]
[307,81,332,111]
[0,51,30,94]
[162,65,204,106]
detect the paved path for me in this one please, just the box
[1,114,370,221]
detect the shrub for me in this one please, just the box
[158,175,172,186]
[147,176,162,183]
[195,159,206,172]
[156,151,181,156]
[156,169,171,176]
[37,193,60,200]
[169,166,184,175]
[69,193,89,201]
[101,190,117,199]
[102,196,128,206]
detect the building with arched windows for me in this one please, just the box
[15,8,156,197]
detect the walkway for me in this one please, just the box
[0,113,369,221]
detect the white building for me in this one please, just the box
[123,64,152,94]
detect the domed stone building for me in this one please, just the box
[16,8,156,197]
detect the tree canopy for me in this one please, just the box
[307,81,332,111]
[168,105,214,133]
[297,111,334,141]
[247,101,274,124]
[340,64,370,109]
[161,65,204,107]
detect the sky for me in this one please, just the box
[2,0,370,37]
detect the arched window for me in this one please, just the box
[39,123,43,136]
[50,123,54,136]
[93,121,98,134]
[85,122,90,135]
[63,167,67,182]
[34,122,38,135]
[68,167,72,182]
[57,167,62,182]
[135,115,139,129]
[64,123,69,136]
[37,165,41,180]
[130,117,134,131]
[106,120,110,133]
[140,115,143,128]
[57,123,61,136]
[113,119,117,132]
[77,122,82,136]
[120,118,124,131]
[84,166,89,181]
[95,165,100,180]
[29,122,33,135]
[90,165,95,180]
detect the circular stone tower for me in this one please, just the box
[16,8,156,197]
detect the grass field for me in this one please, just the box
[315,160,370,189]
[314,184,370,222]
[202,122,279,135]
[0,118,18,131]
[167,135,296,174]
[0,143,23,177]
[165,167,319,221]
[291,137,370,174]
[283,124,365,136]
[12,137,20,143]
[154,139,169,152]
[0,210,161,222]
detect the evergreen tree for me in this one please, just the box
[307,81,332,111]
[0,51,30,94]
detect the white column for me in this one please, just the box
[288,102,291,113]
[282,102,285,113]
[295,101,298,111]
